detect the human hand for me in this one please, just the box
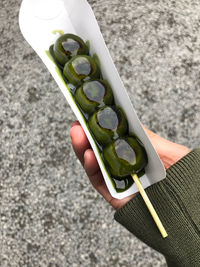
[70,121,190,210]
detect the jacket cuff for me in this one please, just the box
[114,149,200,264]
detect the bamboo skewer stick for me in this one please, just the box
[131,174,168,238]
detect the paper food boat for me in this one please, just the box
[19,0,166,199]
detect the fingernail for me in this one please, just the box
[71,120,79,128]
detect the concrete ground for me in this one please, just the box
[1,0,200,266]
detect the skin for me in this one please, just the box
[70,121,190,211]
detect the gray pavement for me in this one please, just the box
[1,0,200,266]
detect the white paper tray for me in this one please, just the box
[19,0,166,199]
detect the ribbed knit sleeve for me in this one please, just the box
[114,149,200,267]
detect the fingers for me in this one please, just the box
[70,121,91,165]
[83,149,136,209]
[70,121,136,210]
[70,123,113,203]
[83,149,113,203]
[83,148,100,177]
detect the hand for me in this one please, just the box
[70,121,190,210]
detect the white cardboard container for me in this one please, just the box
[19,0,166,199]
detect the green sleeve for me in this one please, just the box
[114,149,200,267]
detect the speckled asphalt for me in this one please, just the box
[1,0,200,266]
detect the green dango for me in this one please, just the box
[53,33,89,66]
[50,33,168,238]
[103,136,148,178]
[88,106,128,147]
[74,80,114,115]
[63,55,100,87]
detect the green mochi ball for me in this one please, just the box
[63,55,100,87]
[53,33,89,66]
[88,106,128,147]
[103,136,148,178]
[74,80,114,115]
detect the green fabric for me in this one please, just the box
[114,149,200,267]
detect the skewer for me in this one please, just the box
[131,174,168,238]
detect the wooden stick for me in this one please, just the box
[132,174,168,238]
